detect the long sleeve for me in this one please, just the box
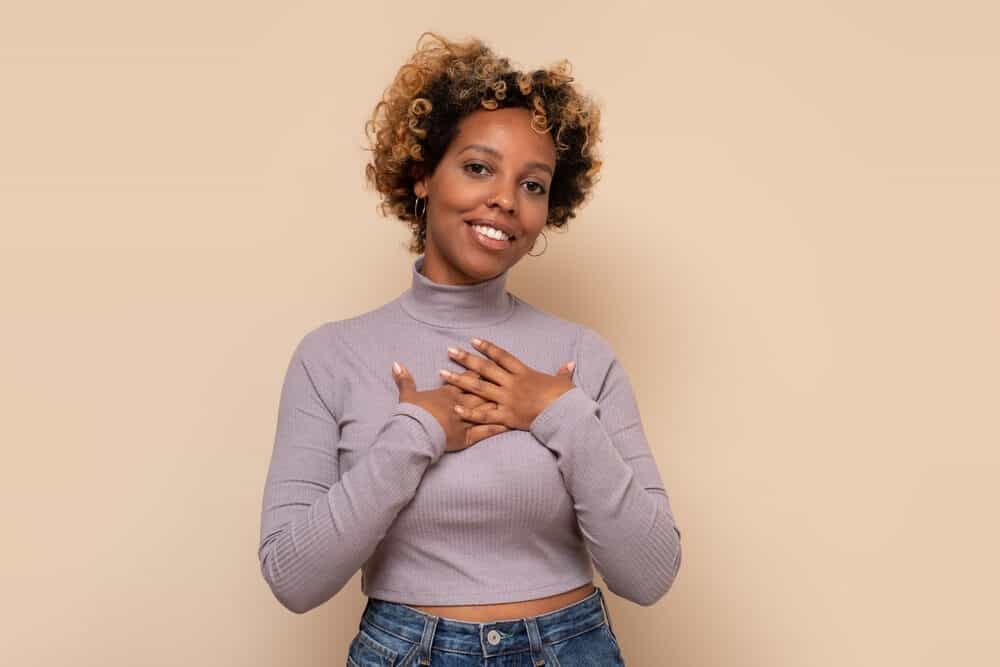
[529,326,682,606]
[257,331,446,614]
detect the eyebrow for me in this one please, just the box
[456,143,554,176]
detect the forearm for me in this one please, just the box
[258,402,445,613]
[530,386,682,606]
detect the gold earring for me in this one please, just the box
[527,230,548,257]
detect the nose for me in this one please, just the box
[487,190,515,216]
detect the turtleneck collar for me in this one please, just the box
[399,255,516,328]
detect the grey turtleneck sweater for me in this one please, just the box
[258,255,682,613]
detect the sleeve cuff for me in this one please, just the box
[392,401,447,460]
[529,385,597,444]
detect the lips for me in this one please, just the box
[465,219,516,241]
[466,220,513,250]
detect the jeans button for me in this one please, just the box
[487,630,502,645]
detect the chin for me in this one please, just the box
[454,253,509,277]
[460,255,503,273]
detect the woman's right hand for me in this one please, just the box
[392,361,508,453]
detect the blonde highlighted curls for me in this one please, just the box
[364,32,603,254]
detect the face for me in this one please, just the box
[414,106,557,285]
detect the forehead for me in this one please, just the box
[450,108,556,162]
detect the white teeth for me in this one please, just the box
[472,224,511,241]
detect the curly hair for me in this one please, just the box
[364,32,603,255]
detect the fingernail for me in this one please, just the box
[567,361,575,372]
[454,405,464,414]
[393,361,402,375]
[448,346,460,357]
[471,338,483,347]
[439,369,452,379]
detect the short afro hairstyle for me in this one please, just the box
[364,31,603,255]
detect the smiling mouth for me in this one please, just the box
[465,221,515,242]
[465,221,515,251]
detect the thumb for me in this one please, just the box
[556,361,576,377]
[392,361,416,399]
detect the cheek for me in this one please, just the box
[523,195,550,219]
[431,172,484,210]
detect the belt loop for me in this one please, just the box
[418,613,438,666]
[598,588,616,637]
[360,597,371,631]
[523,616,546,666]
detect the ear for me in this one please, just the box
[413,177,428,199]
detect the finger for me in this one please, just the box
[455,393,500,414]
[470,338,526,375]
[445,369,481,398]
[447,346,509,386]
[392,361,416,400]
[556,361,576,376]
[439,368,503,403]
[457,392,492,409]
[452,401,504,424]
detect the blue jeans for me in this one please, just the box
[348,586,626,666]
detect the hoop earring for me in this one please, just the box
[527,230,548,257]
[414,196,426,220]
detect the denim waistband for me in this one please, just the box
[361,587,611,660]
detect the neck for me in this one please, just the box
[399,255,515,328]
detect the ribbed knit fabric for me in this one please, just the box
[258,254,682,613]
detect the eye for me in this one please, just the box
[464,162,491,176]
[464,162,547,195]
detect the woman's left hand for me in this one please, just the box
[440,338,576,432]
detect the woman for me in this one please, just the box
[258,32,682,666]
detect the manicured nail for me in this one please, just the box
[471,338,483,347]
[448,346,460,357]
[454,405,464,414]
[393,361,402,375]
[567,362,575,372]
[439,369,452,379]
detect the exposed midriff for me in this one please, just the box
[402,581,596,622]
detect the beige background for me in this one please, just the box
[1,1,997,665]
